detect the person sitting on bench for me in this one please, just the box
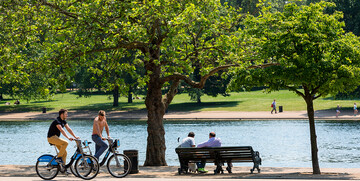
[178,132,197,172]
[178,132,196,148]
[196,132,222,173]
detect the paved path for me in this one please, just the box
[1,178,356,181]
[0,178,357,181]
[1,165,359,180]
[0,110,359,121]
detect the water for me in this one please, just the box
[0,119,359,168]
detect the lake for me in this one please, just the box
[0,119,359,168]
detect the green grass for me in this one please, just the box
[0,90,358,112]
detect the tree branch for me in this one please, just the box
[162,79,180,109]
[39,0,78,19]
[247,62,280,69]
[161,64,239,88]
[161,62,280,88]
[313,93,322,100]
[71,41,147,59]
[286,85,305,98]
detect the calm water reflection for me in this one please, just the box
[0,119,359,168]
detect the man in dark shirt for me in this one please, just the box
[47,109,79,168]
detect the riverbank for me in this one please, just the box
[1,165,360,180]
[0,109,360,121]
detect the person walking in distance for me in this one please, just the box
[271,99,277,114]
[336,104,341,118]
[354,103,358,116]
[47,109,80,174]
[92,110,111,160]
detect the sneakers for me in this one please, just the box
[198,168,208,173]
[226,166,232,173]
[60,169,71,175]
[55,158,69,175]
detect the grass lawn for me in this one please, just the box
[0,90,358,112]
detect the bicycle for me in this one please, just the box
[35,139,99,180]
[96,138,132,178]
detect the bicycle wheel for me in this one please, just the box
[74,155,99,180]
[106,153,131,178]
[69,164,78,177]
[35,160,59,180]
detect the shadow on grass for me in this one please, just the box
[321,96,335,100]
[168,101,240,112]
[73,101,146,111]
[0,105,56,113]
[30,100,57,104]
[298,107,358,118]
[68,91,113,96]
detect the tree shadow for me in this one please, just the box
[73,102,146,111]
[30,100,57,104]
[69,91,112,96]
[168,101,240,111]
[299,108,359,118]
[0,105,56,113]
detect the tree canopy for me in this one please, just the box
[3,0,256,165]
[230,1,360,174]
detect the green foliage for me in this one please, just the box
[325,0,360,36]
[231,1,360,98]
[0,0,61,100]
[4,0,246,94]
[221,0,260,15]
[3,0,252,165]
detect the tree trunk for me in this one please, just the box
[144,63,167,166]
[113,85,119,107]
[128,87,133,103]
[197,94,201,104]
[305,96,321,174]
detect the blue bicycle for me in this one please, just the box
[97,138,132,178]
[35,139,99,180]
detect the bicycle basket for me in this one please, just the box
[83,140,89,147]
[112,139,120,148]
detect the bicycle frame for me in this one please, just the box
[98,139,120,167]
[37,139,92,169]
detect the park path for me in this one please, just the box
[0,109,359,121]
[1,165,359,180]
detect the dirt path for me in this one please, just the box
[0,110,359,121]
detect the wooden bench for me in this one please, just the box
[175,146,261,174]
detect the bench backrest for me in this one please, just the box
[175,146,255,163]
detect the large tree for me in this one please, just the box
[0,0,58,101]
[5,0,265,165]
[231,2,360,174]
